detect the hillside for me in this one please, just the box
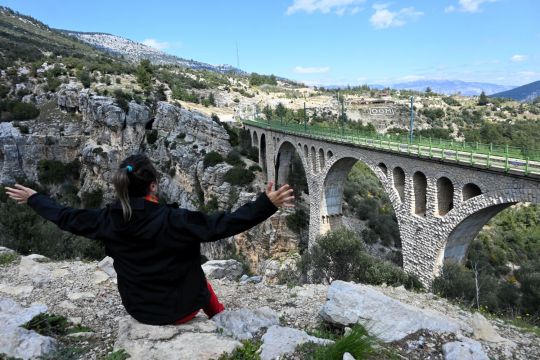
[64,31,243,74]
[0,6,110,67]
[491,80,540,102]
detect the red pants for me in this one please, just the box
[174,281,224,325]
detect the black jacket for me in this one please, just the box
[27,191,278,325]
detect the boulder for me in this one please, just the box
[319,280,465,342]
[18,254,52,286]
[0,246,16,255]
[443,337,489,360]
[471,312,510,344]
[260,325,334,360]
[202,259,243,280]
[98,256,117,278]
[114,315,241,360]
[0,298,55,360]
[343,353,356,360]
[212,307,279,340]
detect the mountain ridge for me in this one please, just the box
[490,80,540,102]
[62,30,245,75]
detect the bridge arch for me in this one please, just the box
[319,155,402,238]
[393,166,405,202]
[274,139,310,191]
[434,187,540,273]
[260,133,267,179]
[437,176,454,216]
[252,131,258,147]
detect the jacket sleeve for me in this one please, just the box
[26,193,107,240]
[165,192,278,244]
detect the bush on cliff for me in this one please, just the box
[203,151,224,168]
[11,101,40,120]
[301,228,422,290]
[38,159,80,185]
[223,167,255,186]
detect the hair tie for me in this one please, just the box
[126,165,133,172]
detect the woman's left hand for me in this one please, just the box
[4,184,37,204]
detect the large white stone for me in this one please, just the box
[18,255,52,286]
[319,281,466,342]
[443,337,489,360]
[98,256,117,278]
[0,297,55,360]
[0,284,34,298]
[471,312,510,344]
[202,259,243,280]
[114,315,241,360]
[260,325,334,360]
[212,307,279,340]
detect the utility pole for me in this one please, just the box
[409,96,414,143]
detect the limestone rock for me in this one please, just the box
[471,312,510,344]
[0,326,57,360]
[18,254,52,286]
[260,325,334,360]
[202,259,243,280]
[0,284,34,298]
[343,352,356,360]
[443,337,489,360]
[98,256,117,278]
[0,246,16,255]
[0,298,55,360]
[212,307,279,340]
[114,315,241,360]
[319,280,464,342]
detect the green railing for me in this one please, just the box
[243,119,540,176]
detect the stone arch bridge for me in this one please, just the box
[243,120,540,286]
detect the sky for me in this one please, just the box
[2,0,539,86]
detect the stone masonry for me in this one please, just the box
[245,125,540,286]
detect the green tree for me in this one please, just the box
[478,91,488,106]
[136,59,153,91]
[275,102,287,120]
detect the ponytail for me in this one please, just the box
[112,154,158,222]
[112,167,132,221]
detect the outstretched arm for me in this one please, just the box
[166,182,294,244]
[5,184,106,240]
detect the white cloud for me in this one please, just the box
[445,0,496,13]
[511,54,527,62]
[370,4,423,29]
[286,0,365,16]
[444,5,456,13]
[293,66,331,74]
[142,38,171,50]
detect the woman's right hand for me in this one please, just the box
[265,182,295,208]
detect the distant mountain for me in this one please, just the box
[490,80,540,102]
[63,31,244,74]
[389,80,515,96]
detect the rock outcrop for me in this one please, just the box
[0,298,56,360]
[320,280,467,342]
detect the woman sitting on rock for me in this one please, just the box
[4,154,294,325]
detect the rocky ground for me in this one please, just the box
[0,250,539,360]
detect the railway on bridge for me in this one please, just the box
[242,119,540,286]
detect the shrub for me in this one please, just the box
[114,89,132,113]
[78,69,91,88]
[23,313,69,336]
[81,188,103,208]
[223,167,255,186]
[12,101,40,120]
[0,252,19,265]
[225,149,245,168]
[286,208,308,234]
[302,228,422,290]
[248,164,262,172]
[217,339,261,360]
[199,196,219,214]
[297,324,375,360]
[38,159,80,185]
[203,151,224,168]
[432,261,475,302]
